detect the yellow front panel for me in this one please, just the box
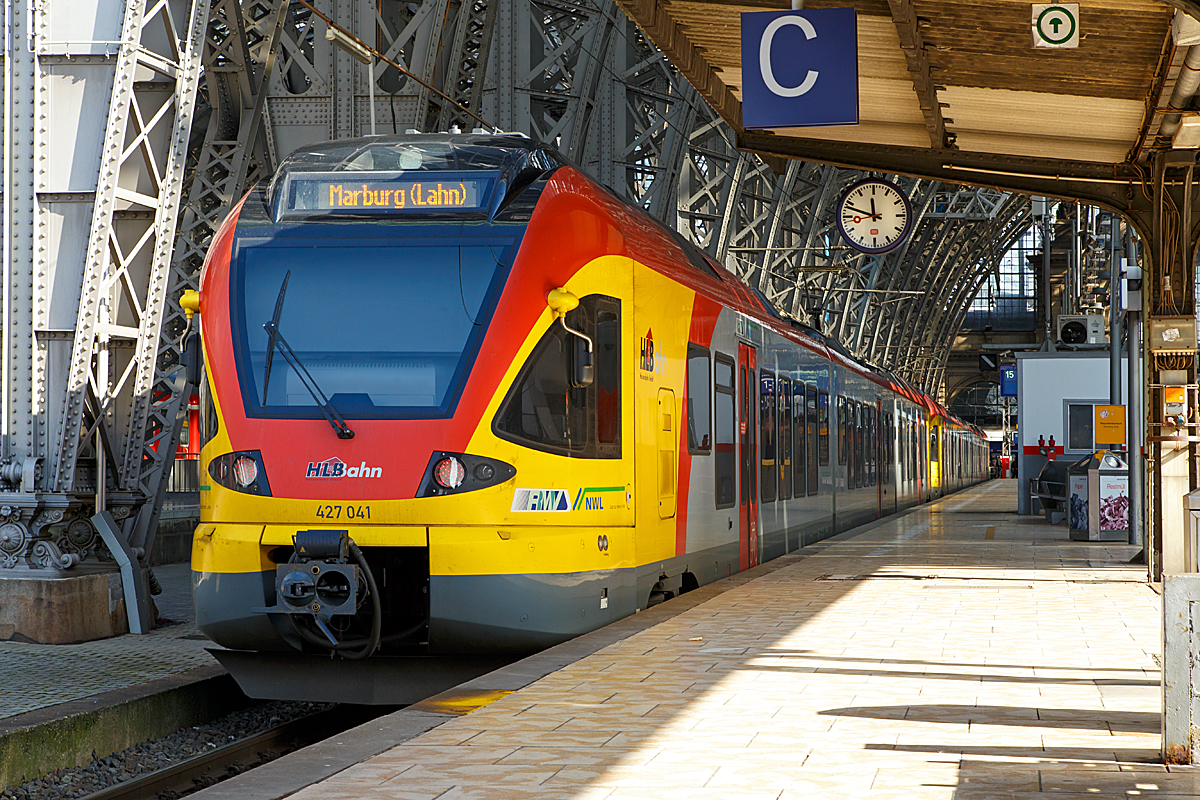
[262,525,428,548]
[191,523,269,573]
[429,525,635,575]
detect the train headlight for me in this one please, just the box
[418,452,516,497]
[207,450,271,496]
[232,455,259,488]
[433,456,466,489]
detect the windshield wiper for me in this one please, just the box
[261,273,355,440]
[262,271,291,403]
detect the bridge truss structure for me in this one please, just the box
[0,0,1032,572]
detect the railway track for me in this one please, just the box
[77,705,379,800]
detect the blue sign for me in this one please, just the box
[740,8,858,129]
[1000,366,1017,397]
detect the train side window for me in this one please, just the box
[883,412,892,482]
[200,368,220,446]
[686,346,711,454]
[794,381,807,499]
[858,403,866,489]
[870,406,877,487]
[837,397,847,466]
[793,383,806,497]
[760,371,776,503]
[779,377,792,501]
[865,405,873,487]
[806,385,818,495]
[872,407,879,487]
[493,294,620,458]
[930,425,939,462]
[713,354,736,508]
[853,402,862,489]
[596,307,621,451]
[818,390,829,467]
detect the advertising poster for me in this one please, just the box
[1099,476,1130,532]
[1069,475,1088,531]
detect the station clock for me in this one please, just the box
[836,178,914,255]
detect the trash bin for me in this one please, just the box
[1068,450,1130,542]
[1033,459,1070,524]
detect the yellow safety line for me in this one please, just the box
[408,689,513,716]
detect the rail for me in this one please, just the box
[75,705,377,800]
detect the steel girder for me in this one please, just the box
[1,0,208,570]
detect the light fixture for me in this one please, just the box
[324,26,371,64]
[324,25,377,136]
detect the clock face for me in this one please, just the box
[836,179,913,255]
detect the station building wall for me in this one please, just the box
[1016,350,1129,515]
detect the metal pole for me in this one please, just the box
[1042,210,1055,350]
[367,60,376,136]
[1110,214,1123,406]
[1127,231,1144,550]
[2,0,12,447]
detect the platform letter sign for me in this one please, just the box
[740,8,858,129]
[1032,4,1079,48]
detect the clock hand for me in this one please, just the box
[845,205,882,219]
[870,197,877,217]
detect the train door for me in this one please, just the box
[657,388,677,519]
[738,343,758,569]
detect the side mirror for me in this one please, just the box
[548,287,594,388]
[572,336,594,388]
[183,332,204,387]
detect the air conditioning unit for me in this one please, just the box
[1057,314,1107,345]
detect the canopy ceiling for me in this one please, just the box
[614,0,1198,207]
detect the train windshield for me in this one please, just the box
[236,238,510,417]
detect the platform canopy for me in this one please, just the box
[614,0,1195,207]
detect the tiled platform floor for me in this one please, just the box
[292,480,1169,800]
[0,562,214,719]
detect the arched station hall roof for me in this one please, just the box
[614,0,1190,208]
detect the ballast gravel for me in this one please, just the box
[1,700,331,800]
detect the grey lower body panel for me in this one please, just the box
[209,649,514,705]
[429,568,638,652]
[193,569,295,652]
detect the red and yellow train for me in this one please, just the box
[187,133,989,702]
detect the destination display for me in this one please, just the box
[285,174,490,214]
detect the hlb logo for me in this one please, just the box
[639,328,663,374]
[306,457,382,479]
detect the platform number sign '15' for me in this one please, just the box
[740,8,858,129]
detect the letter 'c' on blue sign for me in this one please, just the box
[761,16,818,97]
[741,7,858,129]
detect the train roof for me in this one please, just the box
[271,132,562,175]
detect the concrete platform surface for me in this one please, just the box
[277,480,1167,800]
[0,562,214,720]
